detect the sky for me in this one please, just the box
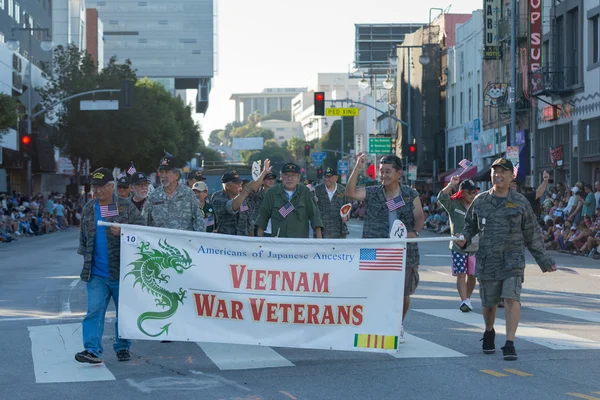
[197,0,483,140]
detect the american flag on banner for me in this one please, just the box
[385,196,406,212]
[127,163,136,175]
[458,159,472,169]
[100,203,119,218]
[240,201,249,212]
[359,248,404,271]
[278,202,295,218]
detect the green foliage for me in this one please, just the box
[0,93,20,135]
[208,129,225,146]
[240,139,292,164]
[319,117,354,169]
[230,124,274,141]
[261,109,292,122]
[37,45,203,174]
[286,136,306,163]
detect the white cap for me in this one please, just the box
[571,186,580,193]
[192,181,208,192]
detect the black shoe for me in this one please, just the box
[116,349,131,362]
[480,329,496,354]
[501,344,518,361]
[75,350,103,364]
[459,302,470,313]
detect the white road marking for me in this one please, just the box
[28,323,116,383]
[60,279,81,318]
[390,333,466,358]
[528,307,600,324]
[197,342,294,370]
[415,309,600,350]
[523,288,600,302]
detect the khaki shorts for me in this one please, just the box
[478,276,523,308]
[404,266,420,296]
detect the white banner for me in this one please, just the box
[116,224,406,353]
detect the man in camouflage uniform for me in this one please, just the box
[130,172,151,212]
[256,163,323,238]
[211,160,273,236]
[346,154,425,344]
[142,154,205,232]
[314,167,349,238]
[248,172,277,236]
[75,168,146,364]
[116,175,131,199]
[457,158,557,361]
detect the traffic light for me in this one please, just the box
[407,144,417,163]
[314,92,325,116]
[317,168,323,178]
[304,144,311,157]
[20,132,32,158]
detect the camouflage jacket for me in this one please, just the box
[362,184,420,268]
[247,187,267,226]
[142,184,205,232]
[461,189,555,280]
[314,183,349,238]
[211,190,252,236]
[78,195,146,282]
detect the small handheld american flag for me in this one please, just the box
[385,196,406,212]
[117,171,126,179]
[127,163,136,175]
[240,201,249,212]
[513,162,519,178]
[100,203,119,218]
[458,159,472,169]
[279,202,295,218]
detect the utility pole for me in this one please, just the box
[510,0,517,143]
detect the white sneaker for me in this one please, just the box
[465,298,474,311]
[399,325,406,344]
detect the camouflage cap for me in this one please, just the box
[90,168,114,186]
[117,176,130,187]
[222,170,242,184]
[281,163,301,174]
[491,158,513,171]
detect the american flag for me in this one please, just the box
[117,171,126,179]
[458,159,472,169]
[359,248,404,271]
[385,195,406,212]
[513,162,519,178]
[306,184,314,192]
[99,203,119,218]
[279,202,295,218]
[240,201,249,212]
[127,163,136,175]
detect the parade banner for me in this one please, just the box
[114,223,406,353]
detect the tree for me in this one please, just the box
[261,109,292,122]
[247,111,262,125]
[0,94,19,136]
[319,117,355,170]
[286,136,306,163]
[230,124,274,141]
[240,139,291,164]
[208,129,225,146]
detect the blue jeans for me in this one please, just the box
[82,275,131,357]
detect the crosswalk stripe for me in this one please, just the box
[528,307,600,323]
[390,333,467,358]
[28,323,116,383]
[197,342,295,370]
[415,309,600,350]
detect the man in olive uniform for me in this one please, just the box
[456,158,556,361]
[346,154,425,344]
[314,167,349,238]
[211,160,272,236]
[187,169,206,188]
[192,181,215,233]
[142,154,205,232]
[256,163,323,238]
[116,176,131,199]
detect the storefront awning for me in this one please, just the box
[445,165,478,182]
[437,168,458,182]
[472,164,492,182]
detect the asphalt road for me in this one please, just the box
[1,221,599,400]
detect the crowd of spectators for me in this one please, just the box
[0,191,85,243]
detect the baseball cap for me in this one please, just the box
[131,172,150,185]
[324,167,337,177]
[459,179,479,191]
[192,181,208,192]
[117,176,130,187]
[187,169,206,181]
[491,158,514,171]
[222,170,242,184]
[571,186,580,193]
[281,163,301,174]
[265,172,277,180]
[158,154,178,171]
[90,168,114,186]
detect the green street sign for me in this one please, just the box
[368,137,392,153]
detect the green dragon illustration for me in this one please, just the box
[126,239,194,337]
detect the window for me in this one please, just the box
[0,0,4,10]
[477,84,480,117]
[568,8,579,85]
[465,143,473,161]
[468,88,472,121]
[456,145,464,164]
[459,52,464,75]
[0,32,4,43]
[451,96,455,126]
[555,16,564,80]
[448,147,455,169]
[14,1,20,23]
[543,40,550,71]
[460,92,464,124]
[7,0,12,17]
[179,39,196,43]
[590,15,599,65]
[109,20,118,24]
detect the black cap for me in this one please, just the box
[491,158,514,171]
[131,172,150,185]
[90,168,114,186]
[187,169,206,181]
[281,163,301,174]
[324,167,337,177]
[222,170,242,184]
[158,155,178,170]
[117,176,130,187]
[265,172,277,180]
[459,179,479,191]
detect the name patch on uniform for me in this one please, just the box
[152,201,165,205]
[505,202,518,208]
[455,209,466,216]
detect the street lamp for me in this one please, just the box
[358,73,369,90]
[7,27,53,198]
[382,73,394,90]
[419,54,431,66]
